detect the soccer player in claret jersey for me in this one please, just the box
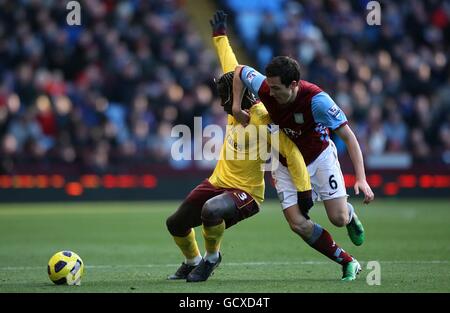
[165,12,313,283]
[231,26,374,282]
[215,10,369,281]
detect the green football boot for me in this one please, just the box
[346,213,365,246]
[341,259,362,281]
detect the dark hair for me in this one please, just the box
[265,56,301,87]
[215,71,257,114]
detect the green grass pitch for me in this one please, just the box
[0,199,449,293]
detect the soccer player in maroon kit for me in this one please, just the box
[165,11,313,283]
[232,54,374,281]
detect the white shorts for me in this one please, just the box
[272,140,348,210]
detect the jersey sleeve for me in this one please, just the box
[311,92,348,130]
[212,35,238,74]
[212,35,239,123]
[249,103,271,126]
[266,126,311,192]
[253,105,311,192]
[227,114,235,125]
[240,66,266,98]
[279,131,311,192]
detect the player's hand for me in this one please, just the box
[233,108,250,126]
[354,179,374,204]
[297,190,313,219]
[210,10,227,36]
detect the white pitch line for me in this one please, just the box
[0,260,448,271]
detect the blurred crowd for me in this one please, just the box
[0,0,449,174]
[0,0,226,173]
[223,0,450,165]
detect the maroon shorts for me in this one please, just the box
[184,179,260,228]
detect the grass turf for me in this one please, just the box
[0,199,449,293]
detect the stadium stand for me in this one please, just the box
[0,0,449,199]
[0,0,224,173]
[220,0,450,167]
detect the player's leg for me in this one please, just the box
[317,141,365,246]
[166,201,202,280]
[274,163,360,281]
[187,189,259,282]
[186,193,233,283]
[283,203,358,276]
[274,163,315,240]
[166,179,220,279]
[308,142,363,279]
[166,206,202,279]
[200,192,237,263]
[323,197,365,246]
[345,202,365,246]
[322,199,363,280]
[283,204,314,240]
[323,197,349,227]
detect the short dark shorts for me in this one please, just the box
[183,179,260,228]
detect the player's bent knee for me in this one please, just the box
[330,214,348,227]
[166,215,178,235]
[201,199,224,224]
[289,220,312,237]
[288,221,299,234]
[298,222,313,237]
[284,205,312,237]
[166,214,188,237]
[201,194,237,225]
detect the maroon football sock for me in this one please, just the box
[307,223,353,265]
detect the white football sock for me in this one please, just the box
[185,255,202,266]
[204,251,219,263]
[347,202,355,224]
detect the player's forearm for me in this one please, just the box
[336,125,367,181]
[232,65,245,115]
[344,134,367,181]
[280,134,311,192]
[286,156,312,192]
[212,36,238,73]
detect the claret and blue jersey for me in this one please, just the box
[240,66,348,165]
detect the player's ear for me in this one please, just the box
[289,81,297,90]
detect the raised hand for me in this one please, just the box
[210,10,227,36]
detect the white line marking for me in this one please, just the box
[0,260,448,271]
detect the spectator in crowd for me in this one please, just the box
[1,0,449,173]
[0,0,221,173]
[222,0,449,165]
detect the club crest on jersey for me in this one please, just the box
[294,113,304,124]
[246,70,256,83]
[328,104,341,118]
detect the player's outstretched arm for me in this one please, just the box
[311,91,374,204]
[335,125,374,204]
[277,130,313,215]
[232,65,250,126]
[276,131,311,193]
[210,10,239,74]
[261,121,313,216]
